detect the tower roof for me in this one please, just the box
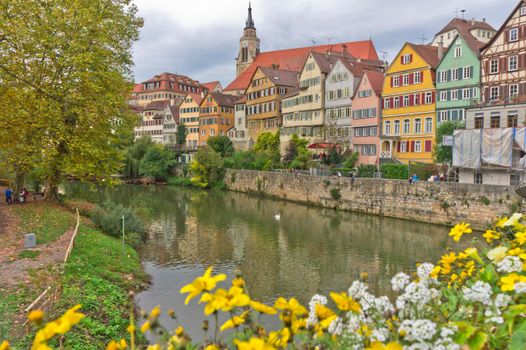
[245,2,255,29]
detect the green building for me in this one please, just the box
[435,33,484,124]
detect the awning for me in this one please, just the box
[307,142,338,149]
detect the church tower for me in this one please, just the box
[236,3,260,77]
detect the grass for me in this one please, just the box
[0,287,36,343]
[18,250,41,259]
[12,202,76,244]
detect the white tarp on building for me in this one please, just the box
[453,129,481,168]
[481,128,513,167]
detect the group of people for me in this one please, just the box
[4,187,29,205]
[409,173,446,185]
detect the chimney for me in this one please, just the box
[342,44,349,58]
[438,41,444,60]
[271,63,280,70]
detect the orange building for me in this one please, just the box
[199,92,240,145]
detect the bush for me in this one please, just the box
[139,144,176,181]
[330,188,341,200]
[381,163,409,179]
[207,136,234,158]
[190,147,225,188]
[90,202,145,243]
[167,176,193,187]
[357,164,375,178]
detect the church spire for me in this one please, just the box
[245,2,255,29]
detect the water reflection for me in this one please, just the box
[66,183,451,340]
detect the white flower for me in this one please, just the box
[307,294,327,327]
[328,317,343,336]
[391,272,411,292]
[348,281,368,300]
[486,316,504,324]
[515,282,526,294]
[370,328,389,342]
[487,246,508,262]
[399,319,437,342]
[434,337,460,350]
[439,326,456,339]
[462,281,492,305]
[495,294,512,308]
[407,344,431,350]
[373,296,395,316]
[504,213,523,227]
[359,292,376,312]
[417,263,435,281]
[496,256,523,273]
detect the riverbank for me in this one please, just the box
[223,169,524,230]
[0,200,148,348]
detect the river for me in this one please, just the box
[66,183,451,341]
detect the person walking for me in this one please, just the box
[4,187,12,205]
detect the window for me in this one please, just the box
[440,70,448,82]
[472,88,478,99]
[424,92,433,104]
[393,76,400,87]
[509,56,518,72]
[475,114,484,129]
[414,72,422,83]
[452,68,459,80]
[305,62,316,71]
[510,84,519,98]
[414,94,420,105]
[425,118,433,133]
[403,74,409,86]
[414,141,422,153]
[384,121,391,135]
[454,47,462,58]
[463,89,471,100]
[451,90,459,100]
[210,129,215,136]
[490,86,499,101]
[439,111,449,123]
[463,66,472,79]
[490,114,500,128]
[400,141,408,153]
[508,112,519,127]
[402,54,411,64]
[403,95,410,106]
[394,97,400,108]
[490,59,499,74]
[474,172,483,184]
[440,91,448,101]
[414,118,422,133]
[384,98,391,109]
[510,28,519,42]
[521,6,526,16]
[403,119,410,134]
[201,129,206,135]
[394,120,401,135]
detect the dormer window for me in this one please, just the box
[509,28,519,42]
[521,6,526,16]
[401,54,412,64]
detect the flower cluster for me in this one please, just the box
[7,213,526,349]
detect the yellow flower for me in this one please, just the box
[232,277,245,288]
[483,230,501,243]
[430,266,441,279]
[28,310,45,324]
[175,326,184,337]
[205,345,220,350]
[291,317,306,334]
[140,321,151,333]
[149,305,161,320]
[504,213,523,228]
[106,339,127,350]
[200,286,250,315]
[0,341,9,350]
[488,246,508,262]
[464,247,483,264]
[449,223,472,242]
[496,216,509,228]
[274,297,307,317]
[330,292,361,313]
[234,337,276,350]
[315,304,337,331]
[500,273,526,292]
[220,311,248,332]
[366,342,403,350]
[146,345,161,350]
[515,232,526,246]
[250,301,277,315]
[267,328,290,348]
[180,266,227,305]
[31,305,84,350]
[440,252,457,265]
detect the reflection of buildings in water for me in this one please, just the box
[227,223,250,262]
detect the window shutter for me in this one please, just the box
[458,68,463,80]
[484,60,489,75]
[390,97,394,107]
[410,141,415,152]
[520,83,526,95]
[397,142,401,152]
[421,71,424,83]
[447,69,452,81]
[470,65,474,78]
[400,56,404,64]
[504,30,509,44]
[410,94,414,106]
[501,85,508,99]
[409,73,414,84]
[425,140,432,152]
[520,54,526,70]
[390,76,394,87]
[501,57,508,73]
[432,91,436,103]
[484,87,489,102]
[409,53,413,63]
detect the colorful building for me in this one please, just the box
[228,97,251,150]
[351,70,384,166]
[199,92,240,146]
[431,17,496,48]
[245,66,297,143]
[380,43,440,164]
[435,32,486,124]
[179,93,203,150]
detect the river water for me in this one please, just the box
[66,183,451,340]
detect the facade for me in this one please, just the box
[134,100,173,143]
[245,66,298,143]
[179,93,203,150]
[380,43,440,164]
[431,17,497,47]
[228,97,251,150]
[199,92,239,145]
[236,3,260,77]
[351,70,384,166]
[202,81,223,93]
[162,101,183,145]
[435,34,485,124]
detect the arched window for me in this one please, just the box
[394,120,401,135]
[403,119,411,134]
[384,121,391,135]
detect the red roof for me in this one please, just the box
[408,43,441,69]
[202,81,222,92]
[186,92,203,105]
[361,70,385,97]
[135,72,204,95]
[224,40,379,92]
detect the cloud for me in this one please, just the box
[131,0,516,86]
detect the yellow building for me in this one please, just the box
[179,93,203,150]
[199,92,239,146]
[380,43,440,164]
[245,66,297,143]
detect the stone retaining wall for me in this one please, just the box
[224,169,524,230]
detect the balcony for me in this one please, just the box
[471,94,526,108]
[380,151,392,159]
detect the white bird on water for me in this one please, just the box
[274,213,281,221]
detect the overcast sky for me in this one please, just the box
[132,0,516,86]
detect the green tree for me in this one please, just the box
[190,147,225,188]
[433,121,463,164]
[176,124,187,147]
[253,131,280,154]
[207,136,234,158]
[0,0,142,200]
[139,145,176,181]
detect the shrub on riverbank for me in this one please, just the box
[190,147,225,188]
[90,202,145,247]
[167,176,193,187]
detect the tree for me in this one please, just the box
[207,136,234,158]
[138,145,176,181]
[253,131,280,154]
[0,0,142,200]
[176,124,187,147]
[190,147,225,188]
[434,121,463,164]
